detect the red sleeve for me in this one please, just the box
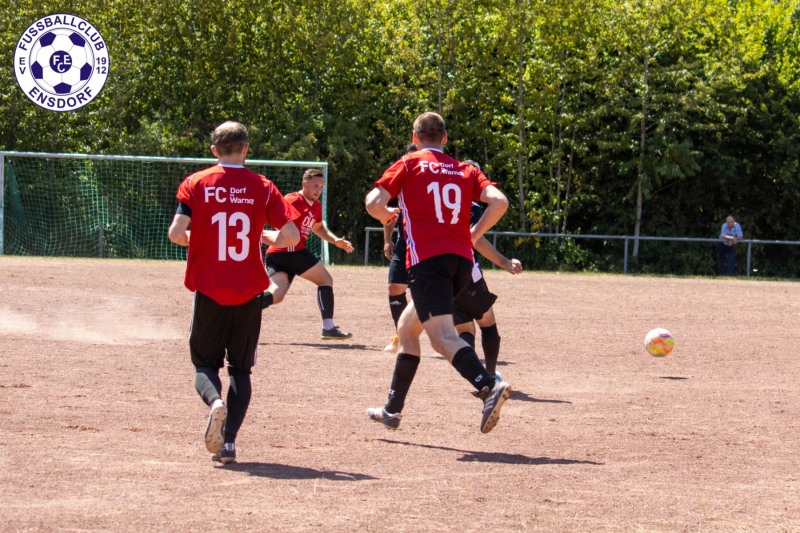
[472,168,493,201]
[265,183,301,229]
[176,175,194,207]
[375,158,407,199]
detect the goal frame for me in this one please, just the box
[0,151,329,262]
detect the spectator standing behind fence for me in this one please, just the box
[716,215,744,276]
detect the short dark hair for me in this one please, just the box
[413,112,446,144]
[211,121,248,156]
[302,168,324,181]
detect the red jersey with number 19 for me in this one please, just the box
[176,165,299,305]
[265,191,322,253]
[375,149,492,269]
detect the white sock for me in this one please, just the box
[322,319,336,330]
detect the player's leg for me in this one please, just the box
[189,291,230,455]
[475,307,501,376]
[265,271,292,305]
[384,282,408,352]
[412,255,511,433]
[263,252,297,308]
[455,320,477,348]
[214,293,262,464]
[368,302,423,429]
[451,276,498,371]
[385,244,409,352]
[298,256,352,339]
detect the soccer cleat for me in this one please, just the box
[204,399,227,453]
[367,407,402,429]
[383,334,399,353]
[211,444,236,465]
[470,372,504,398]
[321,326,353,340]
[476,380,512,434]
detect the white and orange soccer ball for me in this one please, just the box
[644,328,674,357]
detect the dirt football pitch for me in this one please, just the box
[1,256,798,532]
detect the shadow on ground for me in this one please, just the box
[221,462,378,480]
[378,439,603,466]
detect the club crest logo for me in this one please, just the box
[14,14,109,112]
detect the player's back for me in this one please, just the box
[179,165,275,305]
[380,149,489,266]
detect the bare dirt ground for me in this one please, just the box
[1,256,798,532]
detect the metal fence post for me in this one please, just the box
[364,229,370,266]
[623,237,629,274]
[746,241,752,277]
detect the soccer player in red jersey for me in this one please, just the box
[261,168,354,340]
[168,121,301,464]
[365,112,512,433]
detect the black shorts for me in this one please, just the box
[387,239,408,285]
[189,291,262,372]
[266,249,320,284]
[408,254,473,323]
[453,276,498,325]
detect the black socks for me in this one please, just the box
[480,324,501,375]
[385,353,420,414]
[317,285,335,320]
[388,293,408,327]
[452,346,494,391]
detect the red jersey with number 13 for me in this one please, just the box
[266,191,322,253]
[176,165,299,305]
[375,149,492,268]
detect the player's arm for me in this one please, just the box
[168,214,191,247]
[366,186,399,225]
[312,221,354,253]
[471,185,508,244]
[383,219,396,260]
[473,236,522,274]
[262,221,300,248]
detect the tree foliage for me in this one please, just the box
[2,0,799,275]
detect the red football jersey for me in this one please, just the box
[176,165,299,305]
[375,149,492,268]
[266,191,322,253]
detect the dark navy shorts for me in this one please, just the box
[266,249,320,284]
[408,254,473,323]
[387,239,408,285]
[189,291,262,372]
[453,275,498,325]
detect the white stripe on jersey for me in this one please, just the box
[398,191,419,266]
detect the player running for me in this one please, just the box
[381,144,417,353]
[168,121,300,464]
[453,161,522,379]
[365,111,512,434]
[261,168,354,340]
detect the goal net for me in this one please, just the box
[0,152,328,262]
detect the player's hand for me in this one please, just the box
[381,207,400,226]
[383,241,394,260]
[262,229,279,246]
[335,237,354,254]
[505,258,522,275]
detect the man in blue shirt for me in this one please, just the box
[716,215,744,275]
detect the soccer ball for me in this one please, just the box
[29,30,94,95]
[644,328,674,357]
